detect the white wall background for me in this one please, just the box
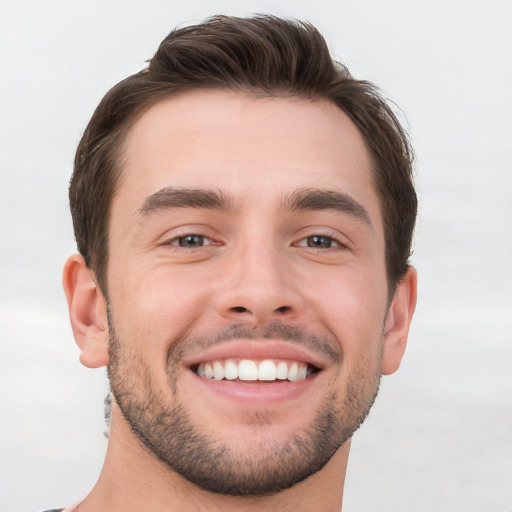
[0,1,511,511]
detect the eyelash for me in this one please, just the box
[165,233,345,251]
[167,234,215,248]
[295,234,346,250]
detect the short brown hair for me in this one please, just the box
[70,14,416,295]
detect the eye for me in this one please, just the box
[169,234,213,248]
[298,235,340,249]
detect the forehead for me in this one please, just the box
[117,89,379,219]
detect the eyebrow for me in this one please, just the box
[137,186,371,227]
[283,188,372,227]
[138,187,237,216]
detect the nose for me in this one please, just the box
[214,241,304,325]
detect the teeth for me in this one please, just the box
[224,359,238,380]
[258,359,277,381]
[276,361,288,379]
[288,362,299,381]
[204,363,214,379]
[196,359,313,382]
[239,359,258,380]
[213,361,224,381]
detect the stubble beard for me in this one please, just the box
[107,321,382,496]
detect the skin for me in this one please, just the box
[63,90,417,512]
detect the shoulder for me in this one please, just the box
[41,507,77,512]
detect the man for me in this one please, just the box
[59,14,417,512]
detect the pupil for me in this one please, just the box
[179,235,203,247]
[308,236,331,248]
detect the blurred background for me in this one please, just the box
[0,1,510,511]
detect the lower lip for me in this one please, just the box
[187,371,320,404]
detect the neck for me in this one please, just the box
[77,409,349,512]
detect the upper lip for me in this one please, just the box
[182,340,327,371]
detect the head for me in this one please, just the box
[64,15,417,498]
[70,14,416,299]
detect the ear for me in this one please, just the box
[381,266,417,375]
[62,254,109,368]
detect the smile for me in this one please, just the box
[195,359,318,382]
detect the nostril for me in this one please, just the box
[227,305,292,316]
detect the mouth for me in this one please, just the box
[192,358,320,382]
[182,340,328,403]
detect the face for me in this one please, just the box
[106,90,390,495]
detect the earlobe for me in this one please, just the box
[381,266,417,375]
[62,254,109,368]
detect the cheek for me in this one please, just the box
[109,266,213,350]
[307,265,388,354]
